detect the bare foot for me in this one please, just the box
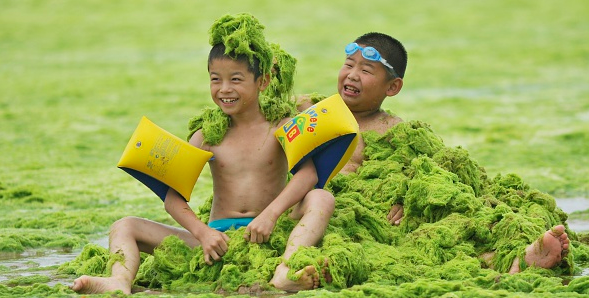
[70,275,131,294]
[270,263,320,292]
[509,225,569,273]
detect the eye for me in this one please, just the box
[362,68,373,75]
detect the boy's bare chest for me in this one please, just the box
[211,127,284,167]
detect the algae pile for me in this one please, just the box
[37,120,589,297]
[3,118,589,297]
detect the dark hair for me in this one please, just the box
[208,43,263,80]
[355,32,408,79]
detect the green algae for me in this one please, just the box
[4,274,50,286]
[187,108,230,146]
[133,217,297,293]
[0,185,47,205]
[265,42,297,103]
[0,283,75,298]
[208,13,273,80]
[57,243,124,277]
[0,228,86,253]
[56,119,589,296]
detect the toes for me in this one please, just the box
[304,265,317,275]
[321,259,332,284]
[71,276,86,292]
[312,271,321,289]
[552,225,565,235]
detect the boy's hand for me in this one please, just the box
[199,228,230,265]
[244,217,275,243]
[387,204,404,226]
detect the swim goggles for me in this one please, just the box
[345,42,399,78]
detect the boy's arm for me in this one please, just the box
[164,188,230,265]
[244,159,318,243]
[163,129,229,265]
[295,94,314,112]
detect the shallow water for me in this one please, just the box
[556,197,589,232]
[0,236,108,286]
[1,199,588,288]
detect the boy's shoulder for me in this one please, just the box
[276,116,292,128]
[359,110,403,134]
[188,129,209,151]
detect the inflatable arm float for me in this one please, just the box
[117,116,212,202]
[275,94,359,188]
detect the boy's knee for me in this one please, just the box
[309,189,335,214]
[111,216,141,234]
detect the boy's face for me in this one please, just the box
[209,58,266,117]
[337,48,396,114]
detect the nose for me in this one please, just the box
[347,68,360,81]
[219,81,233,93]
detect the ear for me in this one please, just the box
[258,73,271,91]
[385,78,403,97]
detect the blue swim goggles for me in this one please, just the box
[345,42,399,78]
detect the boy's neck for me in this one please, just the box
[228,107,267,127]
[352,108,384,121]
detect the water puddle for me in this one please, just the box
[556,197,589,214]
[556,197,589,232]
[0,236,108,286]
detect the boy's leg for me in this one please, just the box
[270,189,335,292]
[71,216,199,294]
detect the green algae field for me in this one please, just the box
[1,0,589,297]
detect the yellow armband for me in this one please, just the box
[275,94,359,188]
[117,116,213,201]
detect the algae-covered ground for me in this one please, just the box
[1,0,589,297]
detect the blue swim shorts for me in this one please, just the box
[208,217,255,232]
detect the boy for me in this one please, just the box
[72,14,333,294]
[297,32,406,224]
[341,32,569,273]
[300,32,569,273]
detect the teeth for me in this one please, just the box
[220,98,238,103]
[345,86,359,93]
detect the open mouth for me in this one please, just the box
[220,98,238,104]
[344,85,360,94]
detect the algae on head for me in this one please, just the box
[208,13,273,80]
[187,13,297,145]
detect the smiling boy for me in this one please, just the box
[71,13,334,294]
